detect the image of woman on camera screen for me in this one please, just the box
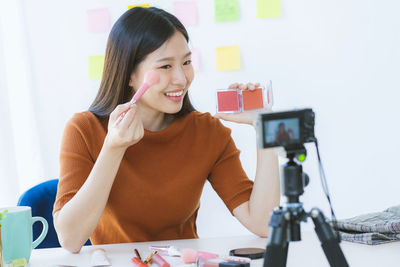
[275,122,295,142]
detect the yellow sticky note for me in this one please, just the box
[88,55,105,79]
[216,46,241,71]
[257,0,281,18]
[128,4,150,9]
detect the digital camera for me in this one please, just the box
[255,109,316,149]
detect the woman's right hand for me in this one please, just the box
[104,103,144,150]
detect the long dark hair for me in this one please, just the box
[89,7,195,118]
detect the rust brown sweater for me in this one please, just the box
[53,111,253,244]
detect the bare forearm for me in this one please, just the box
[248,148,280,235]
[54,144,125,252]
[233,149,280,237]
[233,147,280,236]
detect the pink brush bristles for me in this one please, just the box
[114,70,160,126]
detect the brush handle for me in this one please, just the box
[114,99,136,126]
[114,81,151,126]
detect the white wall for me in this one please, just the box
[3,0,400,237]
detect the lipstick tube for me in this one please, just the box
[131,257,148,267]
[152,253,171,267]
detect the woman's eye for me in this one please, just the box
[184,60,192,65]
[160,65,172,69]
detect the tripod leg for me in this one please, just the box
[310,208,349,267]
[263,207,289,267]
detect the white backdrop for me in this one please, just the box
[1,0,399,237]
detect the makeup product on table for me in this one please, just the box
[144,251,157,264]
[134,248,142,260]
[114,70,160,126]
[131,257,148,267]
[221,256,251,263]
[199,255,251,267]
[216,81,273,113]
[229,248,265,259]
[90,249,111,266]
[201,259,250,267]
[151,253,171,267]
[181,249,218,263]
[149,245,181,257]
[219,262,250,267]
[181,248,251,264]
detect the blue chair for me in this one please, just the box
[17,179,91,248]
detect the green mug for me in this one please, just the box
[0,206,48,263]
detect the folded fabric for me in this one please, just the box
[333,205,400,245]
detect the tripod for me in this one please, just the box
[263,146,349,267]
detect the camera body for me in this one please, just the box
[255,108,316,149]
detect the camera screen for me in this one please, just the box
[264,118,300,145]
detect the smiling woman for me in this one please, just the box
[88,7,195,120]
[52,6,279,253]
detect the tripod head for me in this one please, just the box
[282,144,309,204]
[275,144,310,242]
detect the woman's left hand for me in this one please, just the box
[213,82,271,125]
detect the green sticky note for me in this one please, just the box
[88,55,105,79]
[216,45,241,71]
[215,0,239,22]
[257,0,281,18]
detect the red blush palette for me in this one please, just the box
[216,89,242,112]
[216,82,273,113]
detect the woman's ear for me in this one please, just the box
[128,73,134,87]
[129,69,139,88]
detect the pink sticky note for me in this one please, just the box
[191,48,200,71]
[87,8,111,33]
[173,1,197,27]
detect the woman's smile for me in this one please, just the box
[164,89,185,102]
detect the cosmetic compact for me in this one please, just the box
[229,248,265,259]
[216,81,273,113]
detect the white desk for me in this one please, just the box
[29,232,400,267]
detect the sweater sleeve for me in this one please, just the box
[53,113,95,215]
[207,120,254,215]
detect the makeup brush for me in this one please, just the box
[181,249,218,264]
[181,249,250,265]
[114,70,160,126]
